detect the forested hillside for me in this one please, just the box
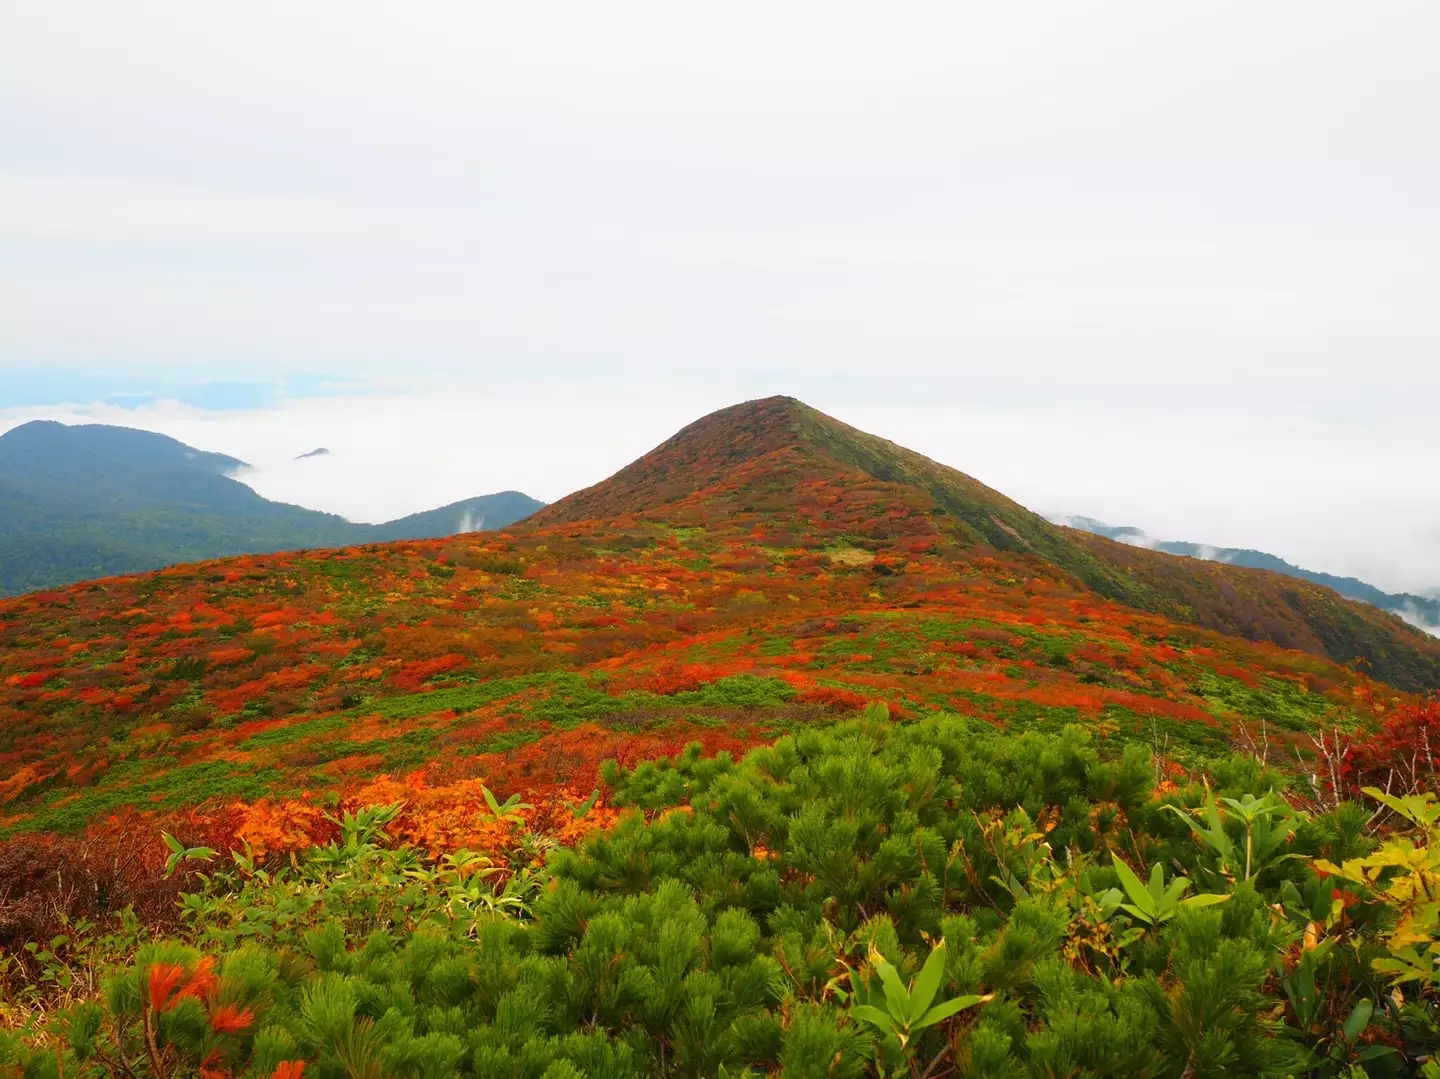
[0,421,543,596]
[1059,515,1440,633]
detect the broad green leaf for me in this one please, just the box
[568,790,601,819]
[1110,854,1155,916]
[875,957,912,1025]
[909,941,948,1020]
[850,1005,895,1034]
[1119,903,1154,925]
[1279,879,1304,910]
[1180,892,1230,909]
[1357,1045,1399,1062]
[1147,862,1166,902]
[913,994,991,1030]
[1162,875,1191,906]
[1342,998,1374,1042]
[482,785,502,817]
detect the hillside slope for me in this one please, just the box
[2,397,1433,840]
[534,396,1440,690]
[0,421,543,595]
[0,496,1383,837]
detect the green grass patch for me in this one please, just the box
[1193,671,1336,732]
[10,760,288,835]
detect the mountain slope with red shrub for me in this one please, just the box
[0,396,1432,843]
[534,396,1440,690]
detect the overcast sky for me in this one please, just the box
[2,2,1437,594]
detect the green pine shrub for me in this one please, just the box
[5,707,1434,1077]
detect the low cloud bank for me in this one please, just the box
[1395,602,1440,638]
[3,389,1437,596]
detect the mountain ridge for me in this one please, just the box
[1055,514,1440,633]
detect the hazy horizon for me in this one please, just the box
[4,392,1437,601]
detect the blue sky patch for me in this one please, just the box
[1,370,369,412]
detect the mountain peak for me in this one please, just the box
[0,419,247,474]
[528,394,1146,596]
[530,395,1072,556]
[0,419,65,438]
[528,396,819,525]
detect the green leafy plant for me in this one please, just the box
[1167,787,1301,881]
[1281,940,1397,1074]
[160,832,215,879]
[1106,852,1229,927]
[849,939,990,1069]
[565,788,601,819]
[480,784,533,824]
[307,801,405,872]
[1316,788,1440,989]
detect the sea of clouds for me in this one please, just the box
[4,384,1437,605]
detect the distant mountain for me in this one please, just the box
[1055,515,1440,634]
[368,492,547,542]
[0,420,544,596]
[295,447,330,459]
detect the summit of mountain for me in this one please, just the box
[533,396,1440,691]
[532,396,1126,579]
[0,419,248,484]
[534,396,1059,550]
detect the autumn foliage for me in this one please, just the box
[0,394,1431,965]
[1345,694,1440,794]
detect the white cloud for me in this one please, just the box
[0,386,706,519]
[832,402,1440,596]
[3,2,1437,390]
[1396,608,1440,638]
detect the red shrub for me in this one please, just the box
[1345,695,1440,794]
